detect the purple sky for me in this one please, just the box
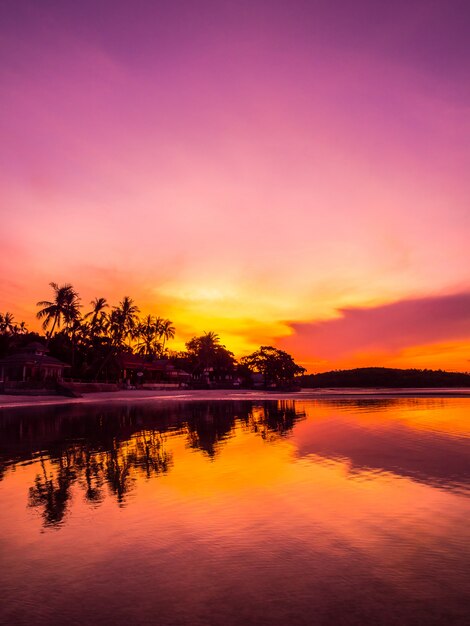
[1,0,469,369]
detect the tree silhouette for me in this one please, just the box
[36,282,81,339]
[0,312,17,335]
[241,346,306,387]
[185,331,236,380]
[135,315,162,357]
[111,296,140,347]
[158,318,176,354]
[84,297,109,338]
[28,454,75,528]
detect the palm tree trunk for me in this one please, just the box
[47,315,58,342]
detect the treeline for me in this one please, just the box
[300,367,470,388]
[0,282,305,386]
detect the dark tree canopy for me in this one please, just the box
[185,332,236,379]
[240,346,306,387]
[300,367,470,388]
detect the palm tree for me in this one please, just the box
[0,312,16,335]
[135,315,161,357]
[186,331,221,375]
[111,296,140,347]
[36,282,81,339]
[200,331,220,351]
[14,320,28,335]
[85,297,109,337]
[107,309,125,349]
[158,318,175,353]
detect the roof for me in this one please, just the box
[19,341,49,353]
[118,354,176,371]
[0,353,68,368]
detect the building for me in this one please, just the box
[118,354,191,387]
[0,342,69,384]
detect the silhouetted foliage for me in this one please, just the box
[185,332,237,382]
[36,282,81,338]
[300,367,470,388]
[22,283,180,380]
[0,312,30,357]
[240,346,306,388]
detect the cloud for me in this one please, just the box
[281,292,470,361]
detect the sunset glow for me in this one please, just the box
[1,0,469,370]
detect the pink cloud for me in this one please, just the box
[281,292,470,361]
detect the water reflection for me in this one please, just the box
[0,400,305,527]
[26,432,172,527]
[294,405,470,494]
[1,398,470,530]
[1,398,470,626]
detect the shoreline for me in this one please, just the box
[2,387,470,409]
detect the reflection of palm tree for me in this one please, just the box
[19,401,302,529]
[83,449,104,503]
[134,431,172,477]
[36,282,81,339]
[28,455,75,527]
[20,409,177,528]
[105,441,133,504]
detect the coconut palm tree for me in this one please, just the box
[0,312,16,335]
[186,331,221,374]
[14,320,28,335]
[135,315,161,357]
[107,309,125,348]
[199,331,220,351]
[36,282,81,339]
[111,296,140,347]
[158,318,176,353]
[85,297,109,337]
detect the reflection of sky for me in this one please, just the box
[1,1,470,370]
[1,398,470,625]
[1,398,470,501]
[293,413,470,495]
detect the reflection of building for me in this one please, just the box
[0,342,69,383]
[118,354,191,387]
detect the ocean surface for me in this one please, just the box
[1,397,470,625]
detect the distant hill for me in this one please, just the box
[300,367,470,388]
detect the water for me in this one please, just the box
[1,397,470,625]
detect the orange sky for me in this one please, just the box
[1,1,469,372]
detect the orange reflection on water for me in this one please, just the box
[1,397,470,625]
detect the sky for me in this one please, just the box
[1,0,469,371]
